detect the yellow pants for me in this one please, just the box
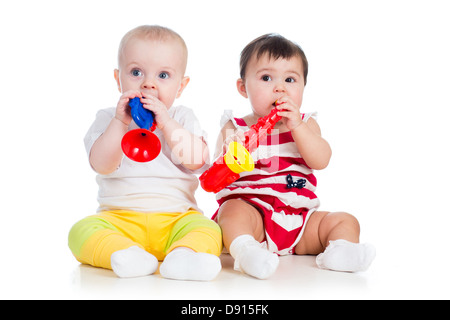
[68,210,222,270]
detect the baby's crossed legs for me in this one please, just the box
[217,199,375,279]
[68,210,223,280]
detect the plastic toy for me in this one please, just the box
[200,106,282,193]
[121,97,161,162]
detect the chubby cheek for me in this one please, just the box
[248,93,263,106]
[293,94,303,109]
[284,86,304,109]
[119,76,139,93]
[248,88,271,109]
[295,92,304,108]
[157,90,176,108]
[160,97,174,109]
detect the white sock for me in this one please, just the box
[229,234,279,280]
[316,239,376,272]
[159,248,222,281]
[110,246,159,278]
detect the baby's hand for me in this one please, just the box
[222,128,246,155]
[140,94,171,129]
[115,90,142,125]
[276,96,303,131]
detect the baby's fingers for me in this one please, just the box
[276,110,291,118]
[122,90,142,101]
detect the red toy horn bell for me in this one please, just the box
[121,128,161,163]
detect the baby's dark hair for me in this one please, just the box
[239,33,308,85]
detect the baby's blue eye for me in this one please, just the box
[262,75,271,81]
[131,69,143,77]
[159,72,169,79]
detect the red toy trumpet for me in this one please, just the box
[200,106,282,193]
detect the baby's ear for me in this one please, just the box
[236,78,248,98]
[114,69,121,92]
[176,76,190,98]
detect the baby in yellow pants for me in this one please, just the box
[68,25,222,280]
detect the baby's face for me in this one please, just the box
[239,53,305,117]
[115,37,188,109]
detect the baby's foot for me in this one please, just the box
[230,235,279,280]
[159,248,222,281]
[316,239,376,272]
[111,246,159,278]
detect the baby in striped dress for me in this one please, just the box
[213,34,375,279]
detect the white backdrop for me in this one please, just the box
[1,0,449,299]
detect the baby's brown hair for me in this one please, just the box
[239,34,308,85]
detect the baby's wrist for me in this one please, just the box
[158,117,176,131]
[290,120,305,132]
[114,116,129,127]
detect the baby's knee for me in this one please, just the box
[68,216,118,257]
[217,199,242,215]
[322,212,360,233]
[217,199,258,221]
[337,212,359,227]
[167,213,223,257]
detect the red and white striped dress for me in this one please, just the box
[214,110,320,255]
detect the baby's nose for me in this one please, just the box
[142,77,156,90]
[274,81,286,92]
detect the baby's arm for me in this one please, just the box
[291,117,332,170]
[89,90,141,174]
[137,94,208,171]
[276,96,331,170]
[160,118,209,171]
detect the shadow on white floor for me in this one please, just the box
[2,240,448,300]
[70,254,373,300]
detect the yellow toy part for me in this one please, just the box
[224,141,255,174]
